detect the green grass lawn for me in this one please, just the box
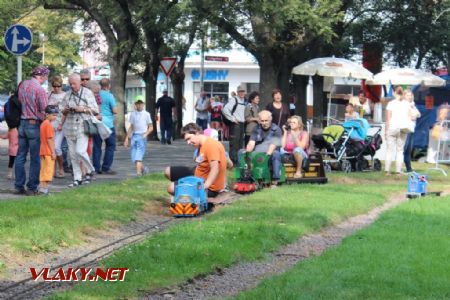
[0,174,168,269]
[51,180,406,299]
[235,195,450,300]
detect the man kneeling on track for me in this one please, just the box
[242,110,282,188]
[165,123,227,198]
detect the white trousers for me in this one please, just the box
[385,129,408,173]
[66,134,94,181]
[54,130,64,156]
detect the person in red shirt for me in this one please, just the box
[39,105,58,195]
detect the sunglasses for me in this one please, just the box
[52,85,62,88]
[81,78,90,81]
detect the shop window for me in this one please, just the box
[194,82,229,102]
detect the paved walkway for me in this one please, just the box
[0,139,214,201]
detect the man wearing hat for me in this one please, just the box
[14,66,49,195]
[156,89,175,144]
[124,96,153,176]
[222,85,247,164]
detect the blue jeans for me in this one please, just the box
[15,120,41,192]
[271,150,282,180]
[159,117,173,143]
[403,133,414,172]
[93,127,116,172]
[196,118,208,130]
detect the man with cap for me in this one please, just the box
[156,89,175,144]
[14,66,49,195]
[124,96,153,176]
[222,85,247,164]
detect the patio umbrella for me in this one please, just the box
[292,57,373,125]
[365,68,446,87]
[292,57,373,79]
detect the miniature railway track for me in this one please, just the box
[0,192,241,299]
[0,218,175,300]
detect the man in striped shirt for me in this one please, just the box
[14,66,49,195]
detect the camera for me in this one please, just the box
[285,123,291,131]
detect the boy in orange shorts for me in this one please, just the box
[39,105,59,195]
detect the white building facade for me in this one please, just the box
[123,48,260,124]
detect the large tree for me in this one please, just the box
[349,0,450,70]
[43,0,138,138]
[193,0,344,107]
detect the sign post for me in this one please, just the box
[160,57,177,94]
[4,24,33,84]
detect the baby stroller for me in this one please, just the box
[311,124,355,172]
[342,119,382,172]
[312,119,382,172]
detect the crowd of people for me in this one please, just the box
[6,66,440,196]
[10,66,119,195]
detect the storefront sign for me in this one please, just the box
[191,69,229,81]
[205,56,229,62]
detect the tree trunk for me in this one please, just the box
[312,75,325,128]
[277,56,292,106]
[143,60,159,140]
[109,60,127,140]
[292,74,308,123]
[171,67,185,139]
[258,55,280,108]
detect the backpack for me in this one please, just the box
[222,97,239,126]
[5,83,23,129]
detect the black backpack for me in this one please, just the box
[222,97,243,126]
[5,83,23,129]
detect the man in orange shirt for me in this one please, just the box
[165,123,227,197]
[39,105,58,195]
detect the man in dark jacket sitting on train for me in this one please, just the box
[242,110,282,188]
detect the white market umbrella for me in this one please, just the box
[292,57,373,79]
[365,68,446,87]
[292,57,373,125]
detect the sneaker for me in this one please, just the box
[142,166,150,175]
[68,180,82,188]
[13,189,26,195]
[167,140,172,145]
[38,189,49,196]
[25,190,39,196]
[85,171,96,181]
[102,170,117,175]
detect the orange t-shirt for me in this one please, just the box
[194,137,227,192]
[40,119,54,156]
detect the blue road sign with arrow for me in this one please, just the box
[4,24,33,56]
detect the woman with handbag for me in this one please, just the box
[384,86,413,176]
[59,73,99,187]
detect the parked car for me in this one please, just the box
[0,94,8,122]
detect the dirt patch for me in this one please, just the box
[146,191,449,300]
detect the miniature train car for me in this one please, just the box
[234,152,327,194]
[170,176,209,217]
